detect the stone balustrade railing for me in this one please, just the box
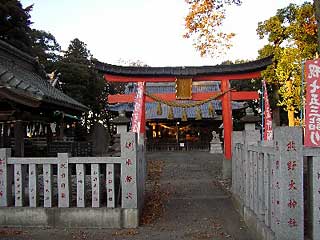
[0,132,146,228]
[232,127,320,240]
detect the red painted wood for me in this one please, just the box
[108,91,258,103]
[105,71,261,83]
[231,91,259,100]
[193,71,261,81]
[140,84,146,134]
[221,79,232,160]
[106,70,262,161]
[105,74,176,83]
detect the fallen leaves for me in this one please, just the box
[147,159,164,182]
[72,230,88,240]
[0,228,26,237]
[112,229,139,236]
[141,160,170,225]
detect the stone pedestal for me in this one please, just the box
[209,131,223,154]
[210,142,223,153]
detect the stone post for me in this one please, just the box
[121,132,138,209]
[91,164,101,207]
[76,164,86,207]
[106,164,115,208]
[58,153,70,207]
[14,164,25,206]
[231,131,243,196]
[274,127,303,240]
[309,153,320,239]
[0,148,12,206]
[43,164,53,207]
[29,164,39,207]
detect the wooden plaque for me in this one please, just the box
[175,78,192,100]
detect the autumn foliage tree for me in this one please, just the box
[184,0,242,57]
[257,2,317,126]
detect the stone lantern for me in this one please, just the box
[112,110,130,134]
[240,107,261,145]
[109,111,130,156]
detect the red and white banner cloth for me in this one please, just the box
[131,82,145,133]
[305,59,320,146]
[263,80,273,141]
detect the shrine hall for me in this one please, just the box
[107,81,247,151]
[95,56,272,172]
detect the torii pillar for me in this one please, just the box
[221,79,232,177]
[98,56,272,178]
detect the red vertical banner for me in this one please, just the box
[263,80,273,140]
[131,82,146,133]
[305,59,320,147]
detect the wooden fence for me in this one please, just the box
[0,132,146,228]
[232,126,320,240]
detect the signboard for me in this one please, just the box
[263,80,273,141]
[305,59,320,147]
[131,82,145,133]
[175,78,192,100]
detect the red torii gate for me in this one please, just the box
[96,57,272,161]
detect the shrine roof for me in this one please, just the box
[0,40,88,113]
[125,81,220,94]
[95,56,272,77]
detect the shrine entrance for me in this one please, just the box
[96,57,272,174]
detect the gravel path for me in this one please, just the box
[0,151,253,240]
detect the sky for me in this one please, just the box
[20,0,309,67]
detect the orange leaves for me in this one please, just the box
[184,0,241,57]
[140,160,170,225]
[303,16,317,36]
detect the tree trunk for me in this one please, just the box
[272,84,281,126]
[286,80,295,126]
[315,0,320,53]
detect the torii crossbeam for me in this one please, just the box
[96,57,272,162]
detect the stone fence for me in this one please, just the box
[0,132,146,228]
[232,126,320,240]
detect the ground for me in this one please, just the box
[0,151,253,240]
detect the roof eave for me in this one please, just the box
[95,56,273,77]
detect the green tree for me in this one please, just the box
[30,29,61,72]
[57,38,107,129]
[0,0,33,53]
[257,2,317,126]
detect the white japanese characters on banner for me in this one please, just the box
[305,59,320,147]
[131,82,145,133]
[263,80,273,141]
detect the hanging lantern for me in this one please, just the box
[195,106,202,120]
[167,106,174,120]
[156,102,163,115]
[208,102,215,117]
[181,108,188,122]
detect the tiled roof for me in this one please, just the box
[125,82,220,94]
[0,40,88,112]
[95,56,272,77]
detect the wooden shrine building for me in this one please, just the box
[0,40,88,157]
[96,57,272,165]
